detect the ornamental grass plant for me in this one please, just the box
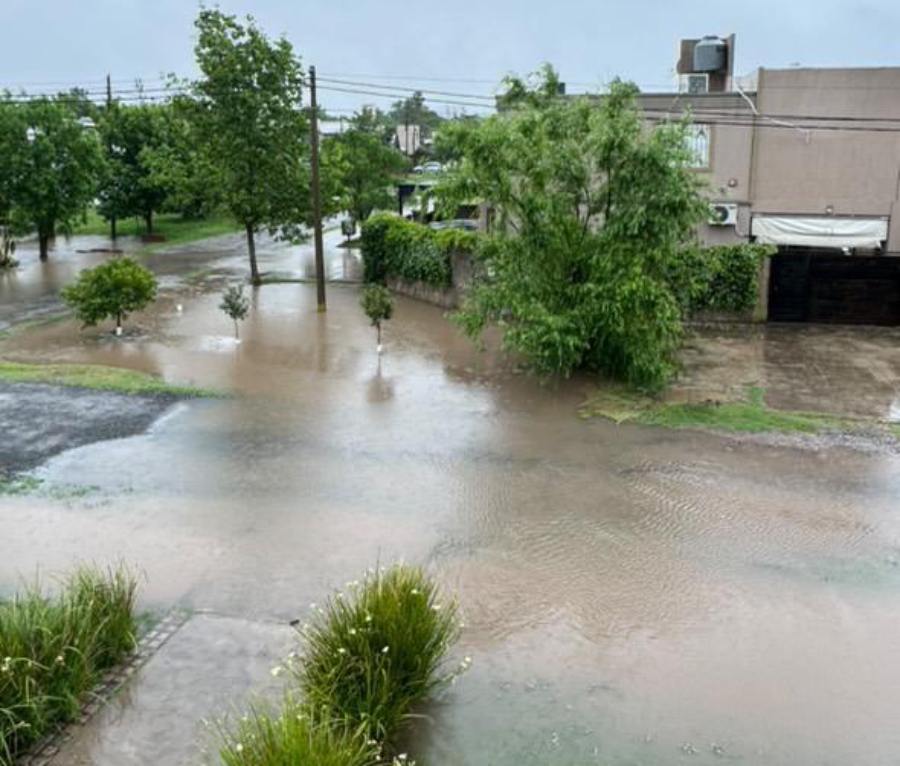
[0,565,138,764]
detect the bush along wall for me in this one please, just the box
[665,243,776,318]
[360,214,477,290]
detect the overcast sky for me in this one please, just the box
[1,0,898,115]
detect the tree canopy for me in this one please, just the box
[1,97,104,259]
[189,9,311,284]
[325,109,408,225]
[436,69,707,387]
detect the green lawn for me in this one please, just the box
[580,385,852,435]
[0,360,217,398]
[71,210,241,250]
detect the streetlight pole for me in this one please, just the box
[309,65,326,312]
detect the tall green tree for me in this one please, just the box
[0,99,27,267]
[437,70,706,388]
[189,9,310,285]
[326,109,408,225]
[387,91,443,135]
[5,98,104,260]
[98,102,174,236]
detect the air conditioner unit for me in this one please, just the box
[679,73,709,94]
[709,203,738,226]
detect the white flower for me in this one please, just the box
[235,743,244,753]
[349,628,357,636]
[335,592,344,600]
[55,655,65,665]
[381,645,390,654]
[338,647,347,655]
[464,656,472,664]
[410,588,419,595]
[270,666,284,677]
[365,614,373,623]
[431,603,442,611]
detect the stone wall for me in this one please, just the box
[387,250,474,309]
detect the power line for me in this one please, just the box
[315,76,496,102]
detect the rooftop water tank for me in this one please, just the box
[693,36,727,72]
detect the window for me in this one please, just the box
[685,124,710,168]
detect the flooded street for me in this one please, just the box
[3,234,900,764]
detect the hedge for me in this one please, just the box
[666,243,776,315]
[360,214,477,289]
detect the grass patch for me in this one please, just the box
[0,360,217,398]
[0,476,43,496]
[581,384,850,435]
[0,565,138,762]
[70,210,241,251]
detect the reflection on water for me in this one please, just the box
[3,236,900,764]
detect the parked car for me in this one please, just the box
[413,161,443,175]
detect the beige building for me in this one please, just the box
[637,50,900,324]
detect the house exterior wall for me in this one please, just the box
[751,67,900,250]
[637,92,756,246]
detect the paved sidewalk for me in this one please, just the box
[51,613,294,766]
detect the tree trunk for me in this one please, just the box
[377,321,382,346]
[246,223,260,285]
[110,216,117,240]
[234,319,239,339]
[38,233,50,261]
[145,210,153,234]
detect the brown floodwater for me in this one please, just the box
[3,233,900,764]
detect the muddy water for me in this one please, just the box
[3,237,900,764]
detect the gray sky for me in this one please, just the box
[1,0,898,115]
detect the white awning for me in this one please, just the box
[751,215,888,249]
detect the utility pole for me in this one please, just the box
[106,74,117,241]
[309,65,326,312]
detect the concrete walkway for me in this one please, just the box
[50,614,294,766]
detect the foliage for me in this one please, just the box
[386,92,443,136]
[360,285,394,326]
[217,697,377,766]
[0,360,216,397]
[360,214,476,288]
[220,285,250,338]
[436,69,707,388]
[665,243,775,315]
[139,100,223,219]
[294,565,461,746]
[0,97,104,259]
[325,110,408,225]
[0,565,138,762]
[188,9,311,284]
[360,284,393,346]
[61,257,157,330]
[97,103,174,233]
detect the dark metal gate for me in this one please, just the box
[769,248,900,325]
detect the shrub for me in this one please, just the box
[360,214,476,289]
[665,243,775,315]
[61,256,158,332]
[217,697,377,766]
[0,565,138,762]
[294,565,461,746]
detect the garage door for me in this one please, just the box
[769,249,900,325]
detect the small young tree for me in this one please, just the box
[360,284,394,353]
[61,257,157,335]
[219,285,250,339]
